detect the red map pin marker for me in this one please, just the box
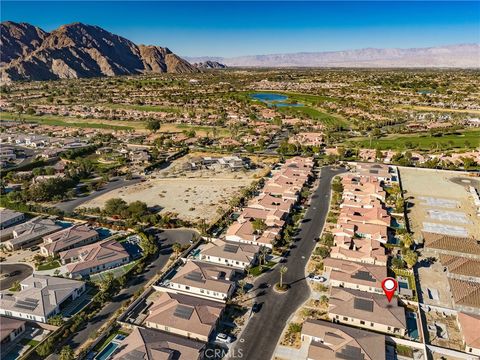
[382,277,398,302]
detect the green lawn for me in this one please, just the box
[277,106,347,127]
[241,90,347,128]
[0,113,134,131]
[249,261,276,277]
[103,103,181,113]
[20,339,40,347]
[37,260,61,271]
[347,129,480,151]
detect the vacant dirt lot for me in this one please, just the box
[400,167,480,239]
[80,154,270,223]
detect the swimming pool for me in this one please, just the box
[94,342,119,360]
[407,313,419,340]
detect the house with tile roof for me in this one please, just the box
[0,316,26,344]
[448,278,480,313]
[323,258,386,294]
[2,217,62,251]
[40,224,100,257]
[59,239,129,279]
[330,234,388,266]
[0,209,24,230]
[439,254,480,282]
[422,232,480,259]
[113,326,205,360]
[158,260,236,302]
[144,292,224,342]
[0,274,85,323]
[457,312,480,356]
[301,319,386,360]
[328,288,407,337]
[198,238,260,270]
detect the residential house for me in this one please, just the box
[198,238,260,270]
[448,278,480,313]
[328,288,407,336]
[0,316,26,344]
[59,239,130,279]
[158,260,236,302]
[301,319,386,360]
[439,254,480,282]
[0,274,85,323]
[330,229,387,266]
[113,326,205,360]
[339,206,391,227]
[422,232,480,260]
[2,217,62,251]
[457,312,480,356]
[0,209,24,229]
[323,258,386,294]
[40,224,100,257]
[288,132,324,147]
[144,292,224,342]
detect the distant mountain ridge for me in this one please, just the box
[0,21,198,82]
[185,44,480,68]
[192,60,227,69]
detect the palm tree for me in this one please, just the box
[237,279,246,300]
[279,266,288,288]
[259,246,268,266]
[172,242,182,256]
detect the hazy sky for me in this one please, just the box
[2,1,479,57]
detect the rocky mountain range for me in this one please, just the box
[192,60,227,69]
[186,44,480,68]
[0,21,198,82]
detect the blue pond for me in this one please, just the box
[250,92,303,107]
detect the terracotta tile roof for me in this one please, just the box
[439,254,480,278]
[41,224,99,255]
[329,288,406,329]
[448,278,480,309]
[423,232,480,256]
[457,312,480,350]
[170,260,235,294]
[145,292,224,338]
[199,239,259,264]
[323,258,386,289]
[113,327,205,360]
[0,316,25,343]
[60,239,129,275]
[302,319,385,360]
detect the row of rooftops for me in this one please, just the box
[423,231,480,313]
[225,157,314,248]
[0,214,130,279]
[329,167,395,266]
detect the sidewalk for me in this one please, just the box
[273,341,309,360]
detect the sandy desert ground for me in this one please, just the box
[400,167,480,239]
[80,154,269,223]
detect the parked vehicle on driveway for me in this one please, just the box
[215,333,233,344]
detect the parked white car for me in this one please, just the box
[309,275,326,283]
[215,333,233,344]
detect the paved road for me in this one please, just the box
[0,263,34,290]
[66,229,197,350]
[55,177,142,213]
[227,166,346,360]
